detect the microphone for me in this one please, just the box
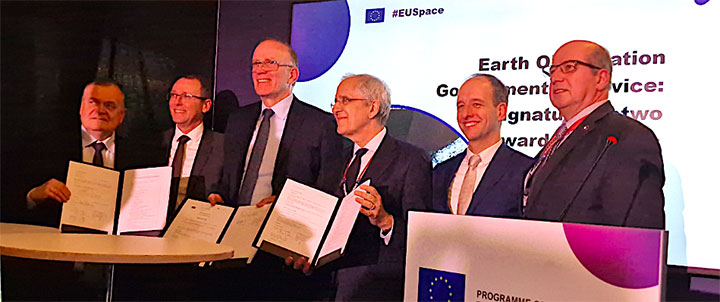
[558,135,617,220]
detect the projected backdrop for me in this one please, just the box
[286,0,719,270]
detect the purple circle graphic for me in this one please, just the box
[695,0,709,5]
[563,224,663,289]
[291,1,350,82]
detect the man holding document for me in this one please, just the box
[288,74,432,301]
[202,39,344,301]
[25,80,162,227]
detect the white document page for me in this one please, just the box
[318,179,368,259]
[117,166,172,234]
[256,179,339,261]
[61,161,120,233]
[163,199,235,242]
[220,205,270,263]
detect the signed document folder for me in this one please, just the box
[164,199,270,263]
[253,179,366,268]
[60,161,171,235]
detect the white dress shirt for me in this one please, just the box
[168,123,204,208]
[449,140,502,214]
[81,126,116,169]
[242,94,293,205]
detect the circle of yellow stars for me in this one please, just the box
[428,276,454,302]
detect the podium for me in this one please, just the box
[404,212,667,301]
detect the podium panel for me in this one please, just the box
[405,212,667,301]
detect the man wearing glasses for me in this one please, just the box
[162,75,223,218]
[208,39,343,207]
[523,40,665,229]
[205,39,344,301]
[287,74,431,301]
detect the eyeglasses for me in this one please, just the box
[251,60,295,72]
[543,60,603,77]
[168,92,205,101]
[331,97,367,109]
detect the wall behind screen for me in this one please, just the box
[1,1,218,224]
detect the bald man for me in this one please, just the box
[523,40,665,229]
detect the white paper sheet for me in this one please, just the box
[117,166,172,234]
[317,179,368,259]
[164,199,235,242]
[220,205,270,263]
[61,161,120,233]
[256,179,339,261]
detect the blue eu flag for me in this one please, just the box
[365,8,385,23]
[418,267,465,302]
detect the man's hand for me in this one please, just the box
[256,195,277,208]
[28,179,71,203]
[354,185,393,232]
[284,255,311,275]
[207,193,225,206]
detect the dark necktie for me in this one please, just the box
[91,141,106,167]
[238,109,274,204]
[345,148,368,195]
[168,135,190,222]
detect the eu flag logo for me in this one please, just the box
[365,8,385,23]
[418,267,465,302]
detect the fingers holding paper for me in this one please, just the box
[207,193,224,206]
[256,195,277,208]
[355,185,393,232]
[29,178,71,203]
[284,255,311,275]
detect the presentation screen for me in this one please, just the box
[288,0,719,270]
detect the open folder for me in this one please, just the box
[60,161,171,235]
[253,179,367,268]
[163,199,270,263]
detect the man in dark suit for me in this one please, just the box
[208,39,343,206]
[288,74,432,301]
[161,75,223,214]
[25,80,160,227]
[203,39,343,301]
[523,40,665,229]
[432,74,533,218]
[9,80,163,301]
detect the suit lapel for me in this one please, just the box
[162,128,174,163]
[360,134,398,184]
[528,102,614,202]
[442,153,465,213]
[273,96,304,190]
[234,103,261,183]
[467,144,509,214]
[191,128,212,176]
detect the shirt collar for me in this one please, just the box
[173,123,203,143]
[81,125,115,150]
[465,139,502,164]
[261,93,293,121]
[354,127,387,154]
[565,99,609,128]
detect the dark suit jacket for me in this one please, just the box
[524,102,665,229]
[213,95,345,205]
[331,134,432,301]
[27,128,165,227]
[161,127,224,200]
[432,143,533,218]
